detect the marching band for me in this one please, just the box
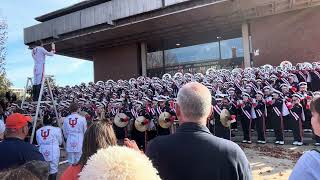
[8,61,320,150]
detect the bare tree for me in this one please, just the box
[0,18,11,96]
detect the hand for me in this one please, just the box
[124,138,140,152]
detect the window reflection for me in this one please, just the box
[146,37,244,77]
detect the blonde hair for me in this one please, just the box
[79,146,161,180]
[77,119,117,167]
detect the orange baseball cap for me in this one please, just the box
[6,113,32,129]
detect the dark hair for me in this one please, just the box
[42,114,53,126]
[77,119,117,168]
[69,102,79,113]
[311,97,320,115]
[34,40,43,47]
[0,160,49,180]
[0,168,40,180]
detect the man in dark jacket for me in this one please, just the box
[0,113,45,171]
[145,82,252,180]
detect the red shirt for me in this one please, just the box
[60,164,82,180]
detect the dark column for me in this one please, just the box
[93,43,140,81]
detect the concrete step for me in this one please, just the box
[231,129,314,138]
[231,130,317,145]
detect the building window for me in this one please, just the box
[146,37,244,76]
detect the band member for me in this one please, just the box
[287,94,304,146]
[227,88,239,131]
[299,82,313,131]
[288,74,299,93]
[208,97,215,135]
[264,86,273,131]
[253,91,266,144]
[281,84,292,131]
[36,114,62,180]
[130,101,146,150]
[112,101,129,142]
[144,97,157,141]
[213,94,236,140]
[239,93,253,144]
[156,96,171,136]
[31,41,55,101]
[63,102,87,164]
[310,67,320,91]
[271,90,285,145]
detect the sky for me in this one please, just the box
[1,0,93,88]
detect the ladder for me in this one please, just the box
[21,75,61,144]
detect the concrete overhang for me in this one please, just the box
[24,0,320,60]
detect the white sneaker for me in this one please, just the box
[279,141,285,145]
[296,142,303,146]
[275,141,280,144]
[315,143,320,146]
[259,141,266,144]
[242,140,248,143]
[247,141,252,144]
[292,141,298,145]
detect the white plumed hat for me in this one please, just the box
[79,146,161,180]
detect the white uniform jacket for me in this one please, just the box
[36,126,62,162]
[63,113,87,153]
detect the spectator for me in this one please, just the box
[36,114,63,180]
[79,146,160,180]
[0,113,45,171]
[60,120,117,180]
[0,160,49,180]
[144,82,252,180]
[290,97,320,180]
[63,102,87,164]
[0,119,5,141]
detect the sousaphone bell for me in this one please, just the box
[114,113,129,128]
[220,109,231,128]
[158,112,174,128]
[134,116,149,132]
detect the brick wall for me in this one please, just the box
[251,6,320,66]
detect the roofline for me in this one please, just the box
[35,0,111,22]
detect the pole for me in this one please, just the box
[218,40,221,60]
[217,36,222,60]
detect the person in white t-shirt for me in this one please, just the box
[31,40,55,101]
[36,114,62,180]
[63,102,87,164]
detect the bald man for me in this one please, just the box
[145,82,252,180]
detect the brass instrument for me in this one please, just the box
[114,113,129,128]
[158,112,174,128]
[220,109,231,127]
[134,116,149,132]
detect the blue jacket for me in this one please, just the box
[0,137,45,170]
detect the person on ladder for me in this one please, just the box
[31,40,55,101]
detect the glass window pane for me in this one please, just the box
[147,51,163,69]
[164,42,220,66]
[220,37,244,59]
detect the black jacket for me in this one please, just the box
[146,122,252,180]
